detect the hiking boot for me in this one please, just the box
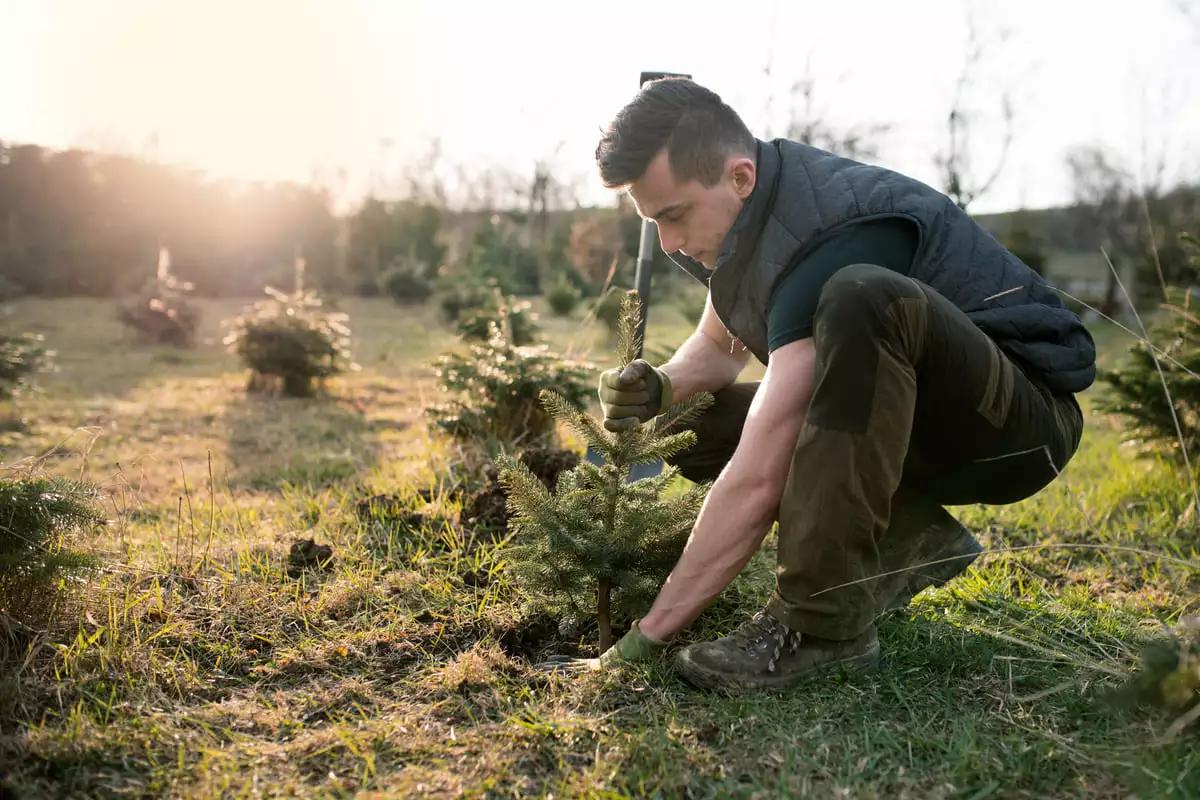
[675,609,880,691]
[875,514,983,617]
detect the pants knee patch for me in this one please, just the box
[807,268,927,435]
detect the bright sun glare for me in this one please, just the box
[3,0,1198,213]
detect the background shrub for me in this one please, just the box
[545,274,580,317]
[116,250,201,347]
[379,256,435,304]
[427,324,592,451]
[223,285,355,398]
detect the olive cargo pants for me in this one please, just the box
[669,264,1086,640]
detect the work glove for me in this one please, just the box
[597,360,673,433]
[533,620,669,675]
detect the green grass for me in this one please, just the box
[0,296,1196,798]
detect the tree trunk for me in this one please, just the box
[597,577,612,652]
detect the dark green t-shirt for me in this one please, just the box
[766,217,919,352]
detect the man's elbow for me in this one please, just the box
[732,463,789,513]
[735,419,808,503]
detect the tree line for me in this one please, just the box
[1,137,1196,310]
[0,140,674,302]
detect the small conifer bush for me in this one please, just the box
[594,288,627,337]
[497,292,713,651]
[117,247,200,347]
[1097,233,1200,457]
[427,322,592,449]
[456,288,541,347]
[0,332,50,401]
[1123,616,1199,739]
[223,256,355,397]
[545,274,581,317]
[0,472,103,631]
[437,281,495,325]
[380,256,435,304]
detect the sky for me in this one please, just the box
[1,0,1198,214]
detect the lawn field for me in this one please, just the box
[0,295,1197,799]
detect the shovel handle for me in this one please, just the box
[639,71,692,86]
[632,72,692,358]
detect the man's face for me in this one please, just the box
[627,148,756,269]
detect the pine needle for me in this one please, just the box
[616,291,643,368]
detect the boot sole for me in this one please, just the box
[879,529,984,616]
[675,639,881,692]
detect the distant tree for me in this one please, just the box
[758,49,891,162]
[346,197,446,295]
[1001,214,1049,277]
[783,67,891,161]
[1062,146,1200,316]
[933,5,1016,211]
[567,210,624,288]
[1064,146,1142,317]
[0,140,339,298]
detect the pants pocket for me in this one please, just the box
[977,344,1015,429]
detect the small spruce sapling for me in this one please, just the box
[497,292,713,652]
[117,247,200,347]
[0,471,103,628]
[222,252,356,397]
[1097,232,1200,456]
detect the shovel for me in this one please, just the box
[584,70,693,481]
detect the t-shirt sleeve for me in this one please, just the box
[766,217,919,353]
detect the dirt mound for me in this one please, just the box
[497,613,585,660]
[515,446,580,491]
[287,538,335,577]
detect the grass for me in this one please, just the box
[0,295,1197,799]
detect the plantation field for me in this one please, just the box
[1,296,1198,799]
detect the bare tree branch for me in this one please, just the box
[934,2,1016,211]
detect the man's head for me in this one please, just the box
[596,78,757,269]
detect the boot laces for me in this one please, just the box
[728,610,801,672]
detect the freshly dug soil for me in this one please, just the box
[287,538,335,577]
[497,613,586,660]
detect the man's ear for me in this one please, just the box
[728,156,756,199]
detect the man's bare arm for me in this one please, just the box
[658,292,751,402]
[638,337,817,641]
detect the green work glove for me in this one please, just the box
[597,360,673,433]
[533,620,670,675]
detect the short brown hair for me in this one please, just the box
[595,78,756,189]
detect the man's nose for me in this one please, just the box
[657,224,683,254]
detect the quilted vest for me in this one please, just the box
[667,138,1096,395]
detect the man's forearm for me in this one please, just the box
[635,337,818,644]
[659,331,747,403]
[638,468,782,640]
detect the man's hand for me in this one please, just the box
[533,620,669,674]
[598,360,674,432]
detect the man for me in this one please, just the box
[544,77,1095,690]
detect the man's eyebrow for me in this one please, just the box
[647,202,685,221]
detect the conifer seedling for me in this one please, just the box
[497,292,713,652]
